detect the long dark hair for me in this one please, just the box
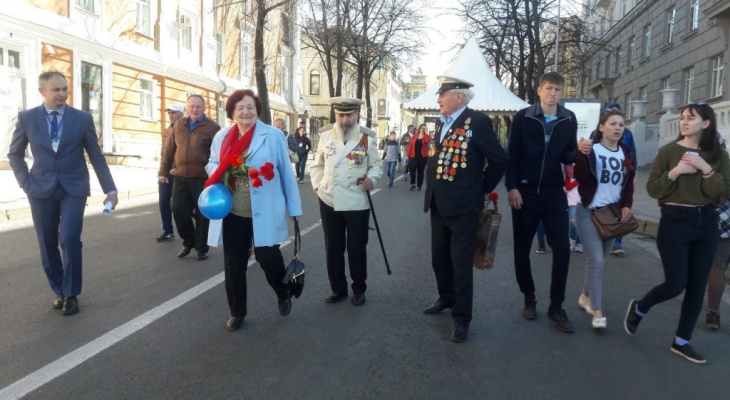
[592,110,625,144]
[674,103,721,163]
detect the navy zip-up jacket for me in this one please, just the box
[505,103,578,194]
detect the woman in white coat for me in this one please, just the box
[204,89,302,331]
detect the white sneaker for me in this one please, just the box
[569,239,576,252]
[574,243,583,253]
[592,317,607,329]
[578,296,593,314]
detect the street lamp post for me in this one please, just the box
[555,0,561,72]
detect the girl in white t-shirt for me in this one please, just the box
[573,111,636,329]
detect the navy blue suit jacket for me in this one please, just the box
[7,104,116,198]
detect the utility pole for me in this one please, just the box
[554,0,561,72]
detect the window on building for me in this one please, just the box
[75,0,96,13]
[216,33,225,65]
[661,76,671,90]
[711,54,725,98]
[413,91,419,98]
[218,98,227,127]
[587,67,592,83]
[624,93,632,119]
[281,12,291,45]
[136,0,150,36]
[620,0,627,16]
[689,0,699,31]
[596,61,601,79]
[628,37,635,67]
[241,43,252,79]
[139,79,154,120]
[642,25,651,58]
[180,15,193,52]
[282,59,290,93]
[0,48,21,69]
[615,47,621,74]
[309,70,320,95]
[605,54,611,78]
[405,92,411,99]
[666,8,675,44]
[640,86,647,102]
[684,66,694,104]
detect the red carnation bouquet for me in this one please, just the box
[222,153,275,192]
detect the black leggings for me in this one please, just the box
[637,205,719,340]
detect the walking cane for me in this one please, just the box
[358,175,392,275]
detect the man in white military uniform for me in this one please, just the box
[310,97,382,305]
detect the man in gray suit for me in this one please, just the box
[7,71,118,316]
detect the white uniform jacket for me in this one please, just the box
[205,121,303,248]
[310,124,382,211]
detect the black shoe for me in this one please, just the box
[226,317,243,331]
[177,246,192,258]
[423,299,453,315]
[409,185,415,190]
[670,342,706,364]
[624,300,643,335]
[156,231,175,242]
[351,293,366,306]
[522,299,537,320]
[197,251,208,261]
[536,244,547,254]
[52,295,64,310]
[325,293,348,303]
[417,187,422,191]
[450,321,469,343]
[547,308,575,333]
[279,298,292,316]
[705,311,720,330]
[62,297,79,316]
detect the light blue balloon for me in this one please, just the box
[198,183,232,220]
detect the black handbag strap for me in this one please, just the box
[293,219,301,260]
[608,205,621,221]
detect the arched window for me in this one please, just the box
[310,70,320,95]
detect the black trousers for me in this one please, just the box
[511,191,570,309]
[171,176,209,253]
[223,213,289,318]
[638,205,719,340]
[319,199,370,295]
[430,201,479,323]
[408,156,427,188]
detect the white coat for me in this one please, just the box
[205,120,303,247]
[309,124,382,211]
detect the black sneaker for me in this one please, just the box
[670,342,706,364]
[547,308,575,333]
[522,299,537,320]
[156,231,175,242]
[705,311,720,330]
[536,244,547,254]
[624,300,643,335]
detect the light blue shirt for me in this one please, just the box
[439,105,467,142]
[43,104,66,144]
[188,115,204,131]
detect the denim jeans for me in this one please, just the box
[386,161,397,186]
[568,205,581,244]
[158,174,174,232]
[295,153,307,181]
[637,205,719,340]
[574,204,614,311]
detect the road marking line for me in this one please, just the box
[0,218,324,400]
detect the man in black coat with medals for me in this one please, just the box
[423,76,508,342]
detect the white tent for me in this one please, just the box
[404,39,529,114]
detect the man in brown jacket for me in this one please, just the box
[158,95,221,260]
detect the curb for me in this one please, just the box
[633,217,659,239]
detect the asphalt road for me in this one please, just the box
[1,176,729,399]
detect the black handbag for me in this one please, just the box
[283,220,305,298]
[590,204,638,240]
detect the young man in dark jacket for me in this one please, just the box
[505,72,578,332]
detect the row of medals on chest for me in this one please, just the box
[433,128,473,181]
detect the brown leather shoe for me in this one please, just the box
[62,297,79,316]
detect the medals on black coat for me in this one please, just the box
[433,117,472,181]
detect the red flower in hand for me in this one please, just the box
[260,162,275,181]
[231,155,244,167]
[488,192,499,202]
[251,177,263,188]
[248,167,259,179]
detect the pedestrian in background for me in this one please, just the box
[706,199,730,330]
[564,164,582,253]
[8,71,118,315]
[205,90,302,331]
[422,76,507,343]
[293,127,311,184]
[625,102,730,364]
[156,104,184,242]
[407,123,430,190]
[505,72,579,333]
[574,110,635,329]
[400,125,414,180]
[310,97,382,306]
[158,95,221,260]
[381,131,401,188]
